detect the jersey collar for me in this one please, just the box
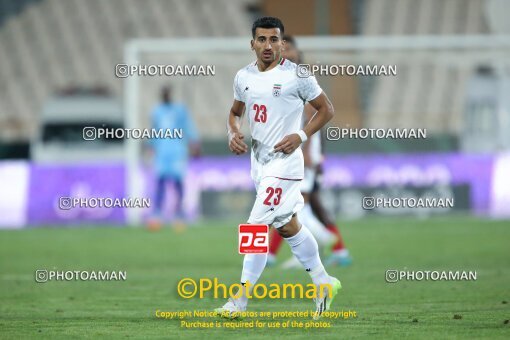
[254,57,285,70]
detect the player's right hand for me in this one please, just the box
[228,131,248,155]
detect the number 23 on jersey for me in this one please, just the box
[253,103,267,123]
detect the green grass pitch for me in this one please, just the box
[0,216,509,339]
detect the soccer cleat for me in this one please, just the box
[325,253,353,267]
[214,298,246,320]
[266,254,277,267]
[172,219,187,233]
[313,277,342,320]
[146,217,162,231]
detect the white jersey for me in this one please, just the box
[233,58,323,179]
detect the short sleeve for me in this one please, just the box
[297,75,322,102]
[233,72,245,102]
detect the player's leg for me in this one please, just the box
[265,177,340,318]
[173,176,184,216]
[147,175,166,230]
[267,228,284,266]
[217,175,306,313]
[281,168,336,269]
[309,173,352,266]
[309,189,334,226]
[277,215,341,319]
[297,192,336,247]
[215,174,269,318]
[216,175,339,319]
[172,175,186,232]
[215,247,268,318]
[299,168,336,246]
[214,245,267,319]
[154,175,166,216]
[277,215,329,284]
[229,174,275,311]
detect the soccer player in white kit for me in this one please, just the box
[215,17,341,320]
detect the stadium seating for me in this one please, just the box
[0,0,255,140]
[0,0,491,141]
[362,0,489,131]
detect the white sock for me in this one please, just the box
[237,253,267,306]
[284,226,331,287]
[298,204,335,247]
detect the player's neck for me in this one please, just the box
[256,56,282,72]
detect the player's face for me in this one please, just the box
[282,42,300,64]
[251,28,283,65]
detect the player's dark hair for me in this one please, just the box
[252,17,284,38]
[161,86,171,103]
[282,34,304,64]
[283,35,295,46]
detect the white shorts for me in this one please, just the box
[247,176,304,229]
[300,168,316,194]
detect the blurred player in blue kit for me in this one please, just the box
[147,86,200,231]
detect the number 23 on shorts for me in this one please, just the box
[263,187,282,205]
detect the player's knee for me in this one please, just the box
[276,226,292,238]
[276,221,300,238]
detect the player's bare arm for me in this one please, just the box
[274,92,334,154]
[302,103,316,167]
[227,99,248,155]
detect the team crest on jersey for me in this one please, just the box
[272,84,281,97]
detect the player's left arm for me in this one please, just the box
[274,92,334,154]
[303,92,334,139]
[302,103,315,167]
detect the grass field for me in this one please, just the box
[1,216,509,339]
